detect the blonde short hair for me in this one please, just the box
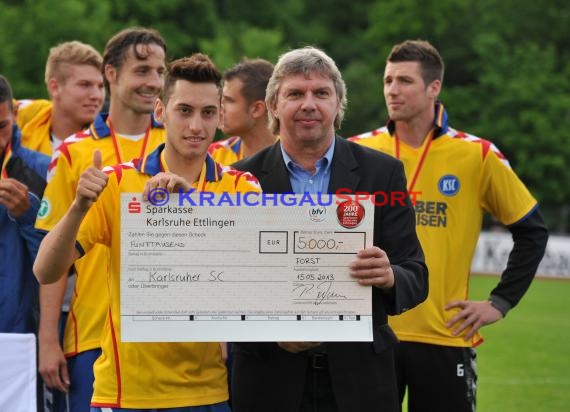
[44,41,102,85]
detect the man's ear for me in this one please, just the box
[154,98,165,123]
[427,79,442,100]
[46,78,59,100]
[104,64,117,86]
[250,100,267,120]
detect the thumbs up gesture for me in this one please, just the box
[93,149,103,170]
[75,150,109,212]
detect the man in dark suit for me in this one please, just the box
[231,46,429,412]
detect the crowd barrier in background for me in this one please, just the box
[472,232,570,278]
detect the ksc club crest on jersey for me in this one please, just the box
[438,174,460,196]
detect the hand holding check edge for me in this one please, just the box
[142,171,193,201]
[349,246,395,290]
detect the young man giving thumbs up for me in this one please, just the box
[34,54,260,411]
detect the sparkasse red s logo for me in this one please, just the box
[128,197,141,214]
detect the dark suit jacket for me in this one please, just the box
[231,136,428,412]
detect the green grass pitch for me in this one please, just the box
[402,275,570,411]
[472,275,570,411]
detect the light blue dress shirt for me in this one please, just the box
[280,138,335,194]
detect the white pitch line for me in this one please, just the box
[483,377,570,385]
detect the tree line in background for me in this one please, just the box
[1,0,569,231]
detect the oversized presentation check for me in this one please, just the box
[120,193,374,342]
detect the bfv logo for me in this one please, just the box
[308,206,327,222]
[438,175,460,196]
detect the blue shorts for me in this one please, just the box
[68,348,102,412]
[89,401,231,412]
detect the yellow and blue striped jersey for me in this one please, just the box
[36,113,165,356]
[15,99,52,132]
[350,102,537,347]
[208,135,243,165]
[16,99,57,156]
[76,144,260,408]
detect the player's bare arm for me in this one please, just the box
[38,280,70,393]
[34,150,108,284]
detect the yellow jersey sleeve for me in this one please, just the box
[480,147,537,225]
[16,99,52,130]
[208,136,243,165]
[216,166,262,193]
[35,142,81,231]
[19,103,54,156]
